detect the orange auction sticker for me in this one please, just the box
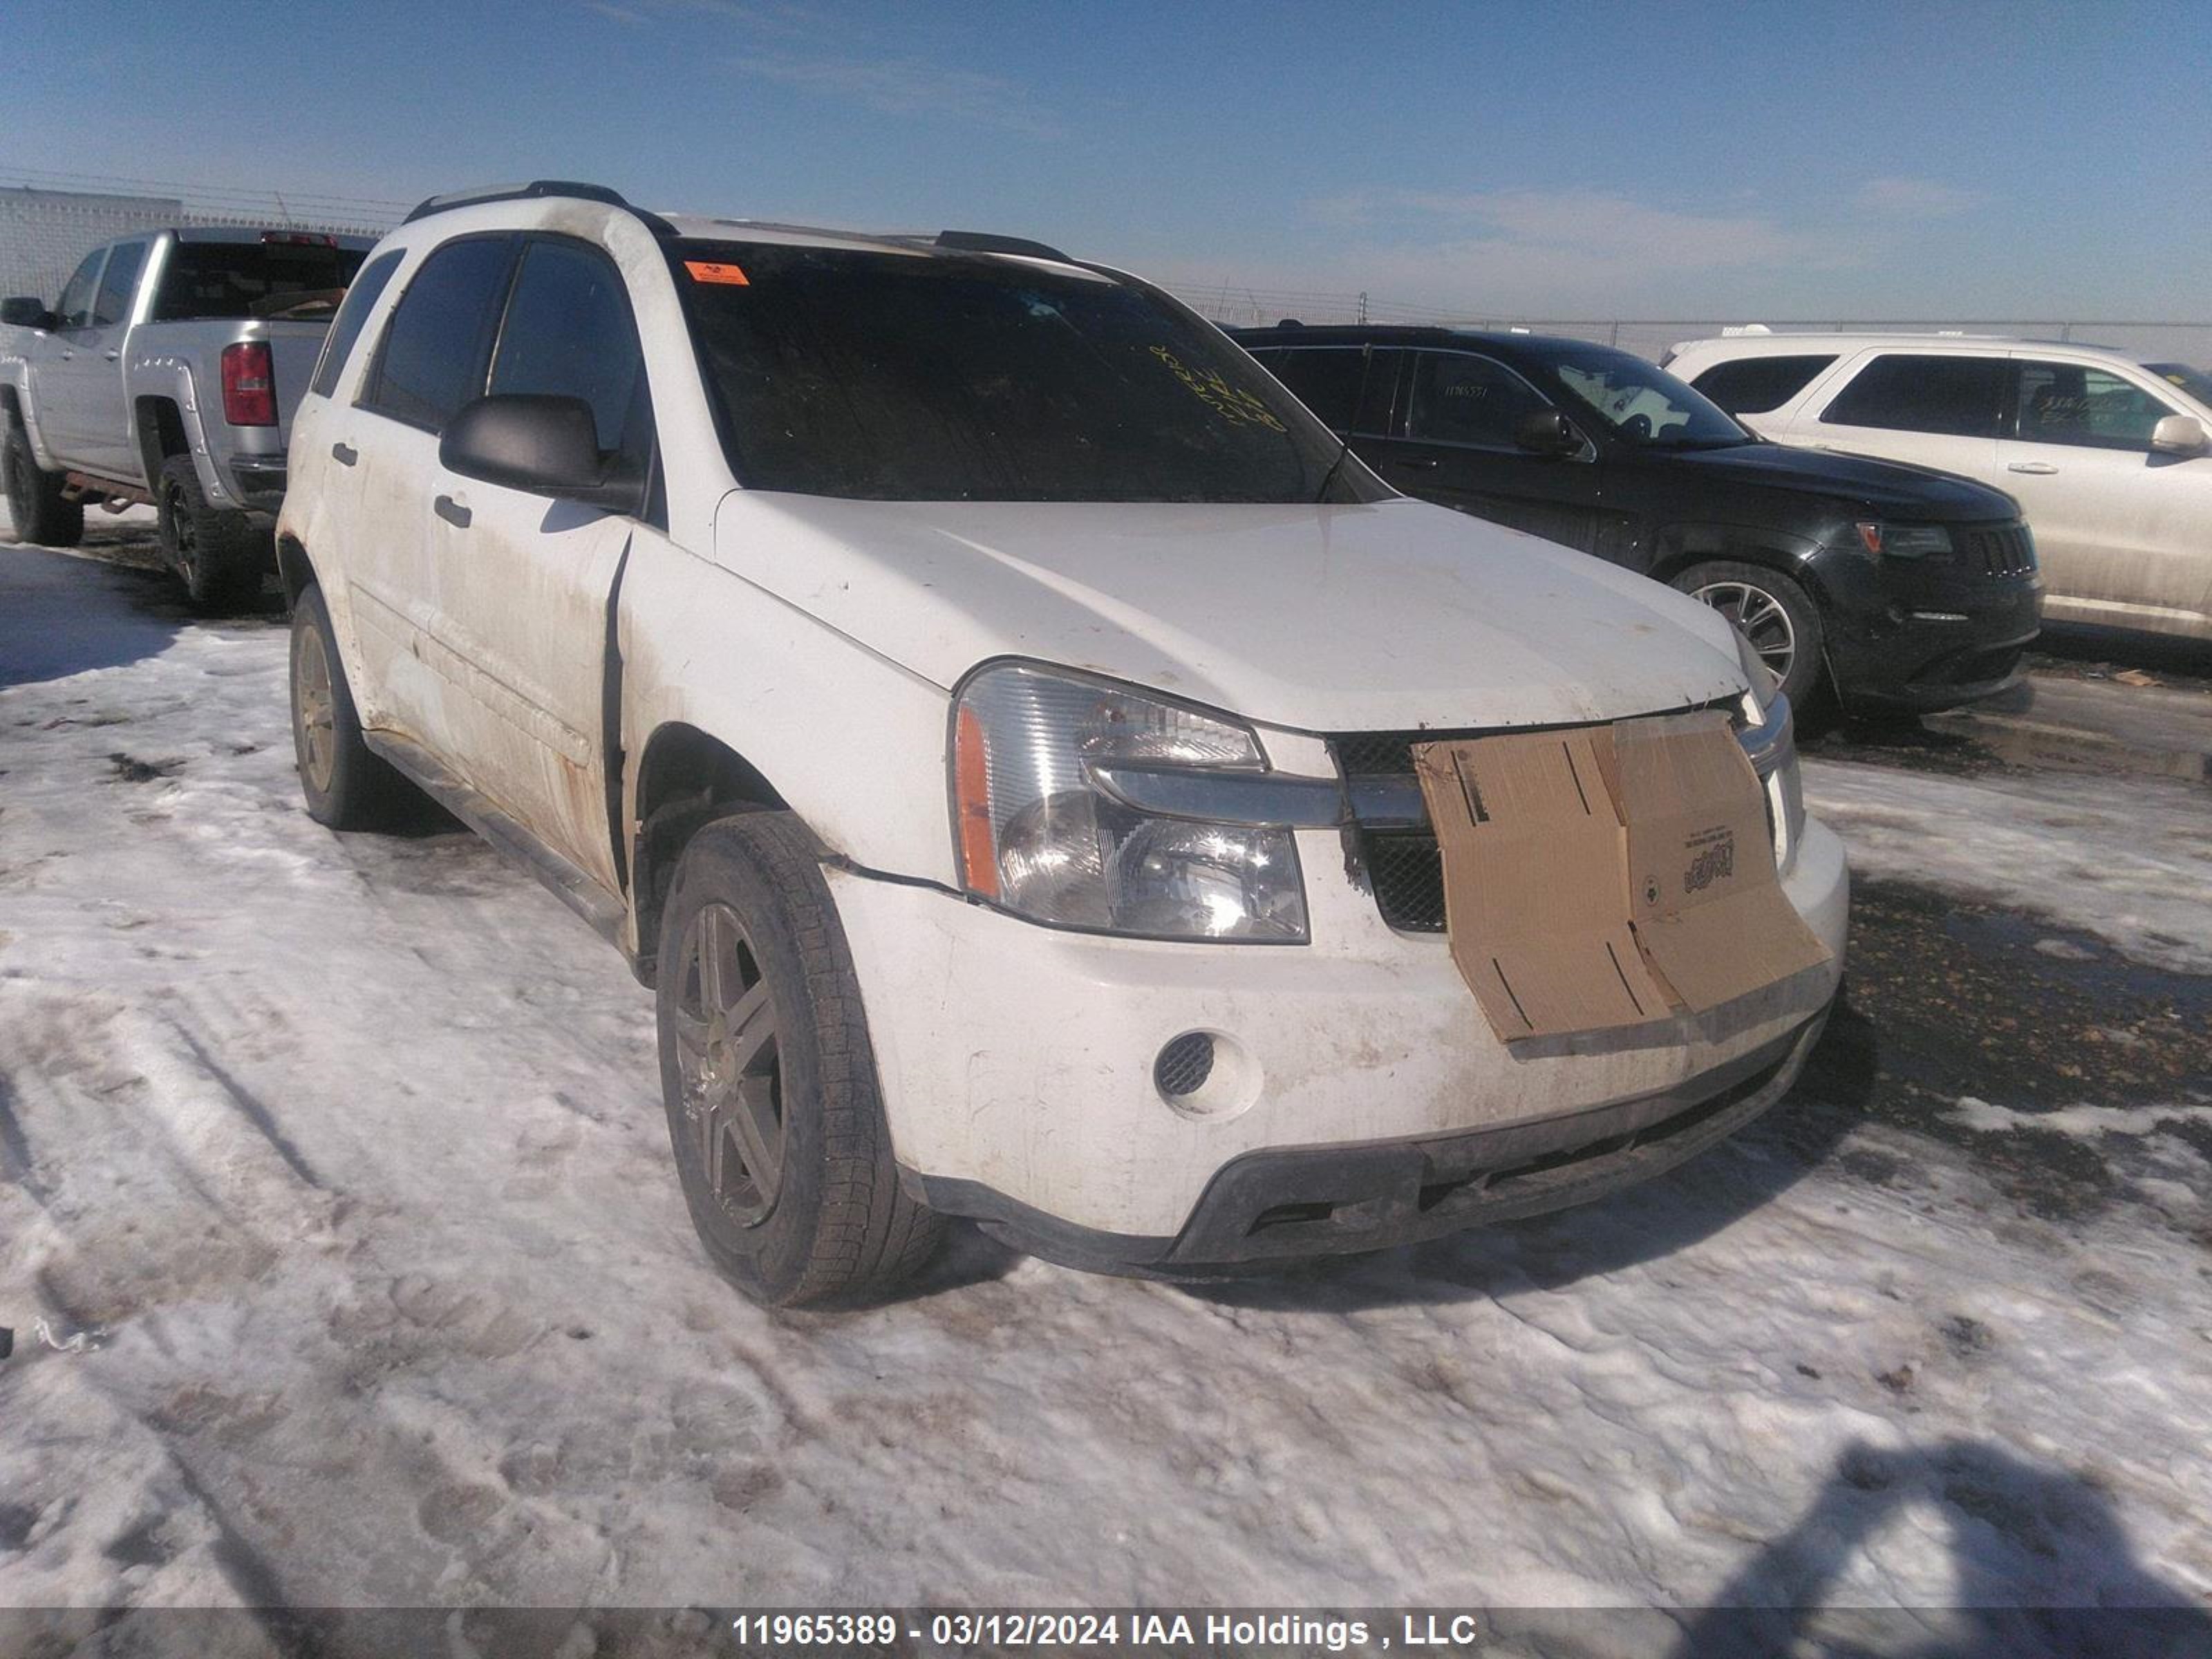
[684,261,749,285]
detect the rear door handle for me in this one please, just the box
[1389,456,1440,470]
[434,494,471,529]
[2007,461,2059,475]
[330,442,357,466]
[103,349,120,362]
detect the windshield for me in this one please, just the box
[670,239,1367,502]
[153,240,371,323]
[2147,362,2212,408]
[1542,344,1752,449]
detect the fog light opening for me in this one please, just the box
[1154,1031,1215,1099]
[1152,1030,1259,1118]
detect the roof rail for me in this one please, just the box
[402,179,664,228]
[934,229,1074,263]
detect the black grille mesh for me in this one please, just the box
[1361,832,1449,933]
[1960,523,2035,577]
[1154,1032,1217,1098]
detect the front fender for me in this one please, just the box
[0,352,60,468]
[617,537,958,887]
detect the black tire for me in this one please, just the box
[289,583,409,830]
[3,428,84,547]
[158,454,267,612]
[1671,559,1829,713]
[655,812,943,1308]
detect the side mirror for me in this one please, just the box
[440,394,632,506]
[2150,413,2208,457]
[1,297,55,330]
[1514,409,1584,457]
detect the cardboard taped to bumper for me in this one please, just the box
[1413,710,1833,1043]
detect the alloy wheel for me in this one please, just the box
[294,623,337,793]
[672,901,785,1226]
[1690,579,1794,693]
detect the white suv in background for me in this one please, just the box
[1664,333,2212,641]
[276,182,1847,1306]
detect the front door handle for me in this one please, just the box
[330,441,357,466]
[1389,456,1441,470]
[2007,461,2059,475]
[103,348,121,362]
[434,494,472,529]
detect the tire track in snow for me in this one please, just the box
[172,1027,325,1192]
[0,1069,50,1206]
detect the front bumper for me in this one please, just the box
[919,1007,1828,1275]
[1814,551,2044,714]
[828,816,1849,1247]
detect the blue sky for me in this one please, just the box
[15,1,2208,319]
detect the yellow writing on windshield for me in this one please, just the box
[1149,346,1287,431]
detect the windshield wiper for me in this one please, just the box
[1315,432,1355,503]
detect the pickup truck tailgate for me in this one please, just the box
[263,321,333,447]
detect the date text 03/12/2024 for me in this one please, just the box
[727,1613,1489,1650]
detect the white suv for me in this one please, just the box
[278,182,1848,1306]
[1665,332,2212,641]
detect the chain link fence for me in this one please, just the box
[8,180,2207,366]
[1,175,403,303]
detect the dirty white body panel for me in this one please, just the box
[281,195,1850,1246]
[1666,333,2212,640]
[713,491,1752,734]
[833,819,1846,1237]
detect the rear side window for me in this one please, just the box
[1406,350,1548,447]
[1249,346,1399,434]
[310,250,404,400]
[92,241,147,327]
[55,250,104,330]
[1820,354,2005,438]
[152,240,371,322]
[1689,353,1836,415]
[363,236,518,431]
[2014,361,2175,451]
[489,239,647,454]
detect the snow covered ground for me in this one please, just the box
[1801,758,2212,976]
[3,527,2209,1649]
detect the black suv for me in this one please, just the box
[1230,324,2043,715]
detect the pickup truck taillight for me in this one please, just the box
[221,341,277,427]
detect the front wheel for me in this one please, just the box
[1672,559,1828,713]
[655,812,943,1308]
[158,455,266,613]
[3,429,84,547]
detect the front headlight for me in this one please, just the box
[1854,521,1952,559]
[952,662,1309,941]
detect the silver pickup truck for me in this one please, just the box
[2,226,373,608]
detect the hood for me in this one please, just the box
[712,494,1748,733]
[1658,440,2018,518]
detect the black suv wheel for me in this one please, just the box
[3,429,84,547]
[1674,560,1827,711]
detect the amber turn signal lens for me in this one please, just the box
[954,703,999,898]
